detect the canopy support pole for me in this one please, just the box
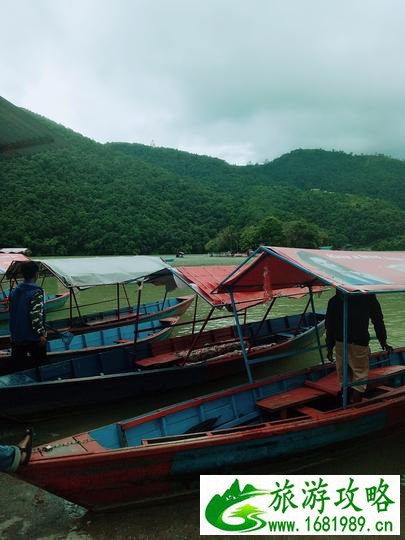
[230,288,253,384]
[69,288,73,325]
[252,298,277,341]
[162,289,168,309]
[342,293,349,408]
[184,305,215,362]
[122,283,131,310]
[116,283,120,320]
[309,286,324,364]
[71,288,83,320]
[133,281,143,354]
[297,296,311,328]
[191,295,199,336]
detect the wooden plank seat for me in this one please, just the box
[256,386,326,412]
[305,365,405,396]
[296,406,325,419]
[305,372,340,396]
[135,352,181,368]
[368,365,405,379]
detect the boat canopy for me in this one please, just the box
[0,248,29,254]
[173,265,324,307]
[0,253,29,273]
[4,256,172,288]
[217,246,405,295]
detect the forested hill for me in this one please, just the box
[1,97,404,255]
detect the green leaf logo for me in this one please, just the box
[205,479,271,532]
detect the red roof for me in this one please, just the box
[0,253,28,273]
[175,265,320,307]
[218,247,405,295]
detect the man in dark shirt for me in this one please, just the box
[325,290,393,403]
[9,261,47,371]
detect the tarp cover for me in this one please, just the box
[218,247,405,295]
[175,265,321,306]
[0,248,29,254]
[0,253,28,273]
[5,256,171,288]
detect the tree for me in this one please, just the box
[283,219,328,248]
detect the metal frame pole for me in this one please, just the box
[71,289,83,320]
[69,288,73,324]
[230,288,253,384]
[251,297,276,341]
[309,286,324,364]
[133,281,143,354]
[342,293,349,408]
[183,305,215,362]
[122,283,131,310]
[162,288,168,310]
[116,283,120,320]
[191,295,199,336]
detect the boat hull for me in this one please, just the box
[0,295,194,348]
[17,353,405,510]
[0,317,178,376]
[0,314,325,416]
[0,292,69,322]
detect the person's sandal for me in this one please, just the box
[18,428,33,466]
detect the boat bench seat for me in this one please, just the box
[305,372,340,396]
[256,386,326,412]
[368,365,405,379]
[305,365,405,396]
[135,352,180,368]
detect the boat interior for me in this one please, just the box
[0,312,324,386]
[45,318,168,353]
[88,349,405,450]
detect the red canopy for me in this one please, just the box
[218,247,405,295]
[0,253,28,273]
[174,265,320,307]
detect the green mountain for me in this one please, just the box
[1,98,404,255]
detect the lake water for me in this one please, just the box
[0,254,404,539]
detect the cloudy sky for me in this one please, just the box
[2,0,405,164]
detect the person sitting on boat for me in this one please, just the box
[9,261,47,371]
[326,290,393,403]
[0,429,32,472]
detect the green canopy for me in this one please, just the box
[5,256,172,288]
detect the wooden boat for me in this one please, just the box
[0,291,69,322]
[0,316,180,375]
[0,312,325,416]
[15,348,405,510]
[0,295,194,348]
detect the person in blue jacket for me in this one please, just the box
[0,429,32,472]
[9,261,47,371]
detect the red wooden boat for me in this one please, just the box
[15,348,405,510]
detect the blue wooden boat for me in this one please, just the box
[0,295,194,348]
[0,312,325,416]
[16,347,405,510]
[0,290,69,322]
[0,316,179,375]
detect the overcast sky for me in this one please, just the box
[2,0,405,164]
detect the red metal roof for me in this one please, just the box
[175,265,319,307]
[0,253,28,273]
[218,247,405,295]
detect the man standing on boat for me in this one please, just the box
[9,261,47,371]
[325,290,393,403]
